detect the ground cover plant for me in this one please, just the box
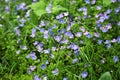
[0,0,120,80]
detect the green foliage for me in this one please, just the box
[28,0,68,17]
[28,0,47,17]
[103,0,111,6]
[99,72,112,80]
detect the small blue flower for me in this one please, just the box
[75,32,82,37]
[14,27,21,36]
[117,36,120,44]
[97,6,102,10]
[98,40,102,44]
[84,0,90,4]
[52,68,59,75]
[34,75,41,80]
[106,44,111,49]
[113,56,119,63]
[104,40,110,44]
[30,28,36,38]
[81,71,88,78]
[46,60,49,64]
[29,52,37,60]
[40,64,46,70]
[72,58,79,64]
[59,19,64,24]
[30,66,36,71]
[43,49,50,54]
[111,0,116,3]
[65,31,74,38]
[117,22,120,26]
[63,77,68,80]
[40,28,45,33]
[17,2,26,10]
[54,35,63,42]
[101,27,108,33]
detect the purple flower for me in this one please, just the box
[111,0,116,3]
[117,22,120,26]
[115,8,119,13]
[46,60,49,64]
[52,47,56,51]
[75,32,82,37]
[52,68,59,75]
[117,36,120,44]
[33,41,39,46]
[54,35,63,42]
[106,9,112,14]
[5,6,9,13]
[72,44,79,50]
[56,13,64,19]
[19,23,24,27]
[34,75,41,80]
[94,32,100,38]
[83,9,87,15]
[29,66,36,71]
[106,44,111,48]
[81,71,88,78]
[104,40,110,44]
[39,21,45,27]
[80,27,85,32]
[30,28,36,38]
[113,56,119,63]
[91,0,96,4]
[25,10,31,18]
[65,31,74,38]
[84,31,92,38]
[74,49,79,56]
[72,58,79,64]
[84,0,90,4]
[14,27,21,36]
[98,40,102,44]
[43,49,50,54]
[40,28,45,33]
[78,8,83,12]
[40,64,46,70]
[46,3,52,13]
[111,39,117,43]
[59,19,64,24]
[16,50,20,54]
[17,2,26,10]
[97,6,102,10]
[67,25,72,31]
[100,27,108,33]
[63,12,69,16]
[60,39,69,44]
[26,52,37,60]
[44,34,49,39]
[27,69,32,74]
[33,0,37,2]
[19,18,26,23]
[36,46,43,52]
[20,45,27,50]
[106,23,112,29]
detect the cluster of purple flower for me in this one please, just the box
[8,0,120,79]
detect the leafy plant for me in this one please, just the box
[28,0,68,17]
[99,72,112,80]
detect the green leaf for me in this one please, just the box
[103,0,111,6]
[28,1,47,17]
[52,5,68,13]
[99,72,112,80]
[28,1,68,17]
